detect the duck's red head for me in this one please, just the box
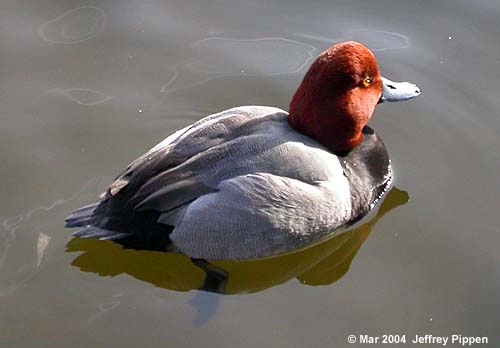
[289,41,420,153]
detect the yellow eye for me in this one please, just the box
[363,78,372,87]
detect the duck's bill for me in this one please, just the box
[379,76,421,103]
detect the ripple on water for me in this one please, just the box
[347,30,409,52]
[99,301,120,312]
[47,88,113,106]
[38,6,106,44]
[161,37,317,93]
[0,179,99,297]
[295,30,409,52]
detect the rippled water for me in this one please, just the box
[1,1,499,347]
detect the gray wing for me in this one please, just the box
[108,106,289,199]
[168,173,351,260]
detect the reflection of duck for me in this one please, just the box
[65,42,419,260]
[67,187,408,295]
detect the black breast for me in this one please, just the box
[339,126,392,223]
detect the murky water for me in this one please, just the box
[1,1,499,347]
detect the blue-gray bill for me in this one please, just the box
[379,76,421,103]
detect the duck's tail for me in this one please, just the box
[65,203,131,241]
[65,203,98,228]
[71,226,131,240]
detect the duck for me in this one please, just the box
[65,41,420,261]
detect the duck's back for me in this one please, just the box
[66,106,391,260]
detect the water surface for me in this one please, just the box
[1,0,499,347]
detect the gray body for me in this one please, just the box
[66,106,391,260]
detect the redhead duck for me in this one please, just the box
[66,41,420,260]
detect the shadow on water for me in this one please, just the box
[66,187,409,295]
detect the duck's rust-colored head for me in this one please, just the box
[289,41,420,153]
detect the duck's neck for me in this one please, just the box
[288,86,365,154]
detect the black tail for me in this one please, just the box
[72,225,131,240]
[65,202,132,241]
[65,203,98,228]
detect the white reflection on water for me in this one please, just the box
[161,37,317,93]
[36,232,51,269]
[38,6,106,44]
[295,29,409,52]
[46,88,113,106]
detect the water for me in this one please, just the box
[1,0,499,347]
